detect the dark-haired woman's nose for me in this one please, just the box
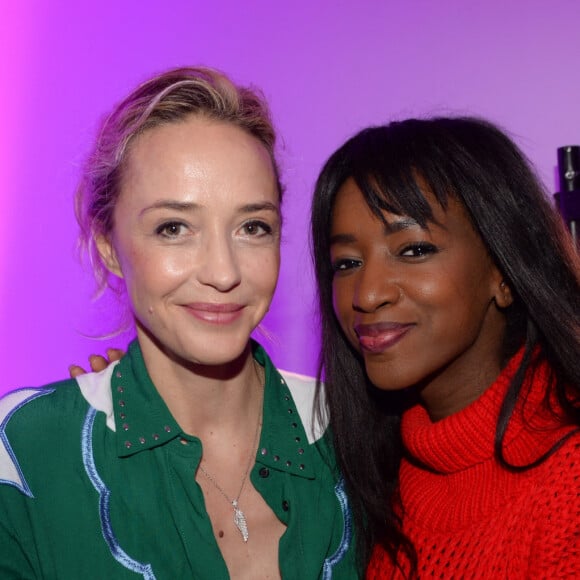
[352,260,400,313]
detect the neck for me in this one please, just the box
[419,313,506,422]
[419,359,502,422]
[136,328,264,437]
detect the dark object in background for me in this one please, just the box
[554,145,580,245]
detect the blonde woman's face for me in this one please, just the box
[98,116,281,368]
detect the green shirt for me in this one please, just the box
[0,341,357,579]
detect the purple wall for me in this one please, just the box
[1,1,579,393]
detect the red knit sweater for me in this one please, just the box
[367,353,580,579]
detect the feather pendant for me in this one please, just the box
[232,500,249,542]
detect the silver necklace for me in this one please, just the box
[198,370,263,543]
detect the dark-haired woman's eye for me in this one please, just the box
[331,258,362,273]
[399,242,438,258]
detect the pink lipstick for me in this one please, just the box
[354,322,413,354]
[184,302,244,325]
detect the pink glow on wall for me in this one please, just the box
[0,1,43,386]
[0,2,39,299]
[1,1,580,394]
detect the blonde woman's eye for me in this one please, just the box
[156,222,186,238]
[242,220,272,236]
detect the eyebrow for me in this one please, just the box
[330,216,420,245]
[239,202,280,215]
[384,217,421,233]
[140,200,280,217]
[140,200,200,216]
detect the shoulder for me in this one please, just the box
[74,362,118,431]
[1,361,118,430]
[0,381,76,496]
[0,380,77,429]
[278,369,328,445]
[534,427,580,498]
[527,427,580,530]
[253,342,328,443]
[0,364,118,496]
[528,429,580,573]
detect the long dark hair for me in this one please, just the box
[311,117,580,573]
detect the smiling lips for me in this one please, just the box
[184,302,245,325]
[354,322,413,353]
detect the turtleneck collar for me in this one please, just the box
[401,348,570,474]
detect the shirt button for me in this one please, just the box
[282,500,289,511]
[259,467,270,478]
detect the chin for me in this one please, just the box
[363,361,405,392]
[180,338,251,367]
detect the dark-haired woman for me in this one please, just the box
[311,117,580,577]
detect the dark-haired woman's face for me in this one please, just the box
[330,178,512,420]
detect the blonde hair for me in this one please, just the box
[75,66,281,294]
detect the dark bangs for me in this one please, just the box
[339,123,461,229]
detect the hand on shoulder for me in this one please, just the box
[68,348,125,378]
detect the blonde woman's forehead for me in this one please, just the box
[117,116,279,214]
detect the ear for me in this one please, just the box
[95,234,124,279]
[492,273,513,309]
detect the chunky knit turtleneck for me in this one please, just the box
[367,352,580,579]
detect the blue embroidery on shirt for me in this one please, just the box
[0,387,54,497]
[82,406,156,579]
[322,477,352,579]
